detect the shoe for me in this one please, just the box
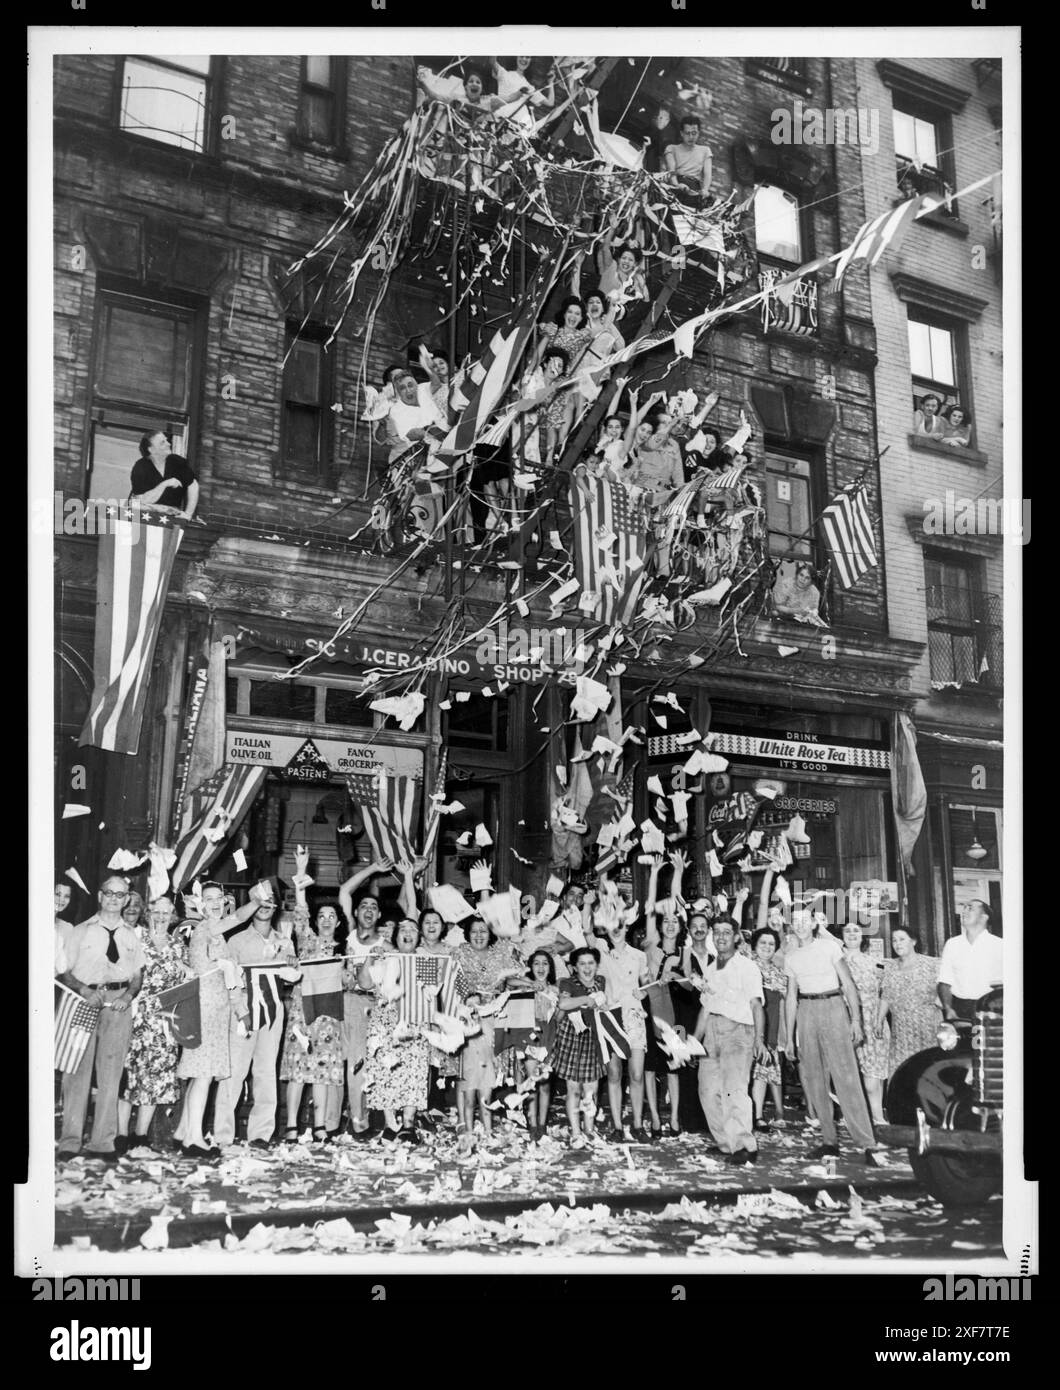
[282,1127,299,1144]
[56,1149,80,1163]
[726,1148,752,1166]
[381,1127,403,1143]
[86,1150,119,1166]
[607,1124,626,1143]
[753,1119,772,1133]
[349,1126,373,1142]
[399,1129,420,1146]
[809,1144,840,1160]
[863,1149,883,1167]
[113,1135,131,1156]
[128,1138,158,1155]
[249,1138,271,1151]
[651,1123,664,1139]
[181,1143,220,1163]
[744,1148,759,1164]
[631,1126,650,1144]
[311,1128,329,1145]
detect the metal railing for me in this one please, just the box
[926,586,1003,688]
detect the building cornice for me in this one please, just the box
[876,61,971,113]
[889,273,989,323]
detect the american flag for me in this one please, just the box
[244,965,283,1032]
[833,195,928,290]
[436,236,572,458]
[346,770,417,865]
[55,983,100,1074]
[79,509,186,754]
[171,763,266,890]
[569,476,649,626]
[386,952,459,1025]
[821,482,878,589]
[421,751,449,872]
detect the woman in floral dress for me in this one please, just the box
[751,927,789,1128]
[452,919,523,1138]
[122,897,189,1150]
[279,889,346,1145]
[362,919,432,1141]
[879,926,941,1075]
[418,908,459,1111]
[841,922,890,1124]
[538,297,595,460]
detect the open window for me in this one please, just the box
[119,55,215,153]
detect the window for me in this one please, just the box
[86,291,198,502]
[281,328,331,476]
[443,691,509,751]
[323,686,375,729]
[248,679,317,722]
[119,55,212,153]
[298,56,346,147]
[892,100,955,210]
[764,453,814,559]
[907,309,971,439]
[924,552,1002,687]
[753,185,802,263]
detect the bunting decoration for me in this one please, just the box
[820,482,878,589]
[79,510,185,755]
[299,958,345,1027]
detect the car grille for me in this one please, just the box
[973,1008,1003,1107]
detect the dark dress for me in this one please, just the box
[644,948,683,1075]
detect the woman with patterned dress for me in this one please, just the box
[538,298,595,460]
[279,878,346,1144]
[418,908,458,1110]
[362,919,432,1141]
[751,927,789,1128]
[452,920,523,1139]
[552,946,608,1148]
[878,927,941,1075]
[173,883,268,1161]
[121,898,189,1151]
[841,922,890,1124]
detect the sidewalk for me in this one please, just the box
[55,1117,922,1252]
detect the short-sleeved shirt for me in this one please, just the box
[784,934,844,995]
[66,914,146,985]
[628,439,684,500]
[226,925,296,966]
[130,454,197,513]
[665,141,713,187]
[700,951,763,1025]
[598,941,648,1011]
[938,930,1003,999]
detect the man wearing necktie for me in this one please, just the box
[57,876,145,1162]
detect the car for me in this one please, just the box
[878,988,1002,1207]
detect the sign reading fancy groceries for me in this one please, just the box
[225,730,423,783]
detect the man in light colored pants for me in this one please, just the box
[698,1014,757,1156]
[213,1012,282,1147]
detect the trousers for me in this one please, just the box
[59,1005,134,1155]
[797,995,875,1149]
[212,1014,282,1145]
[697,1014,756,1155]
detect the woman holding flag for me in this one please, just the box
[279,849,346,1144]
[362,918,432,1142]
[120,896,189,1153]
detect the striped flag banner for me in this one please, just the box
[436,230,573,458]
[592,1006,633,1062]
[832,195,928,290]
[345,770,417,866]
[382,952,459,1025]
[421,750,449,871]
[55,982,100,1074]
[156,976,202,1048]
[821,482,878,589]
[244,965,284,1032]
[171,763,266,890]
[79,509,186,754]
[299,957,345,1026]
[569,476,650,626]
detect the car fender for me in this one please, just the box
[884,1046,975,1128]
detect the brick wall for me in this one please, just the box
[856,57,1003,711]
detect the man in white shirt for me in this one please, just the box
[938,900,1003,1021]
[693,919,765,1164]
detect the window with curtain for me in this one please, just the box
[753,185,802,263]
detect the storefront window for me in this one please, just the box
[444,690,509,751]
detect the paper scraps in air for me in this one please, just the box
[232,849,248,873]
[108,848,146,871]
[65,868,90,894]
[369,691,425,730]
[428,884,476,922]
[62,805,91,819]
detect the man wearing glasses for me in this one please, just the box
[57,876,145,1163]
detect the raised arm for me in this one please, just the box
[338,859,393,927]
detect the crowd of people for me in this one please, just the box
[53,855,1002,1172]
